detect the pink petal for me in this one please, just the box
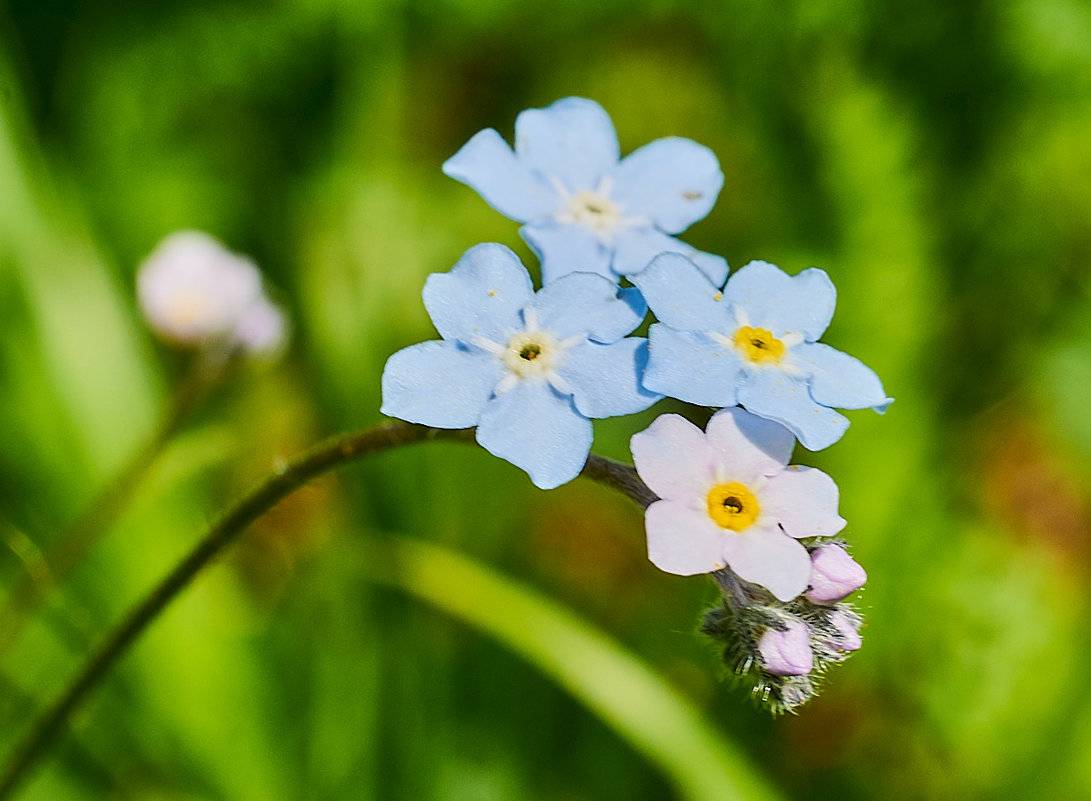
[631,413,715,503]
[645,500,726,576]
[705,408,796,483]
[761,466,845,539]
[721,525,811,601]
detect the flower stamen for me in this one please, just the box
[707,482,760,531]
[561,190,623,233]
[502,331,561,378]
[733,326,786,365]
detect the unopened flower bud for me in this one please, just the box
[829,610,862,652]
[805,544,866,604]
[757,619,813,676]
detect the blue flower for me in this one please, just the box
[633,254,893,450]
[381,243,661,489]
[443,97,727,286]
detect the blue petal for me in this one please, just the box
[618,287,647,322]
[381,341,502,428]
[685,250,730,287]
[530,272,645,343]
[423,244,533,343]
[631,252,731,332]
[722,261,836,341]
[792,343,894,412]
[612,225,728,284]
[475,380,593,489]
[643,324,744,407]
[612,137,723,234]
[514,97,620,193]
[442,128,560,222]
[521,222,614,284]
[737,369,849,451]
[559,339,661,418]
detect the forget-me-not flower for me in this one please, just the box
[633,254,893,451]
[381,243,660,489]
[630,408,845,601]
[442,97,727,285]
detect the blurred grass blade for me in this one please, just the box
[0,46,159,478]
[377,536,783,801]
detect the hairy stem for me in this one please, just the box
[0,419,652,798]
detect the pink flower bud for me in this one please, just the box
[805,544,866,604]
[758,619,813,676]
[830,610,862,652]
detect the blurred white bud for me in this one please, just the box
[137,230,288,358]
[232,296,288,356]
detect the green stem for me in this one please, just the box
[0,351,231,663]
[0,420,653,799]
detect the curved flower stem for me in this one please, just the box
[0,419,653,799]
[0,351,232,664]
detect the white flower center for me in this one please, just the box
[502,330,561,378]
[551,175,647,243]
[561,189,623,233]
[471,306,587,395]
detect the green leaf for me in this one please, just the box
[371,535,783,801]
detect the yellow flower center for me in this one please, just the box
[706,482,761,531]
[733,326,786,364]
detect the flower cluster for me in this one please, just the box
[633,408,867,710]
[137,230,287,356]
[381,98,887,710]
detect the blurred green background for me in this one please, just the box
[2,0,1091,799]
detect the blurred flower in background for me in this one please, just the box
[137,230,287,355]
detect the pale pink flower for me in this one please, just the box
[630,407,845,601]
